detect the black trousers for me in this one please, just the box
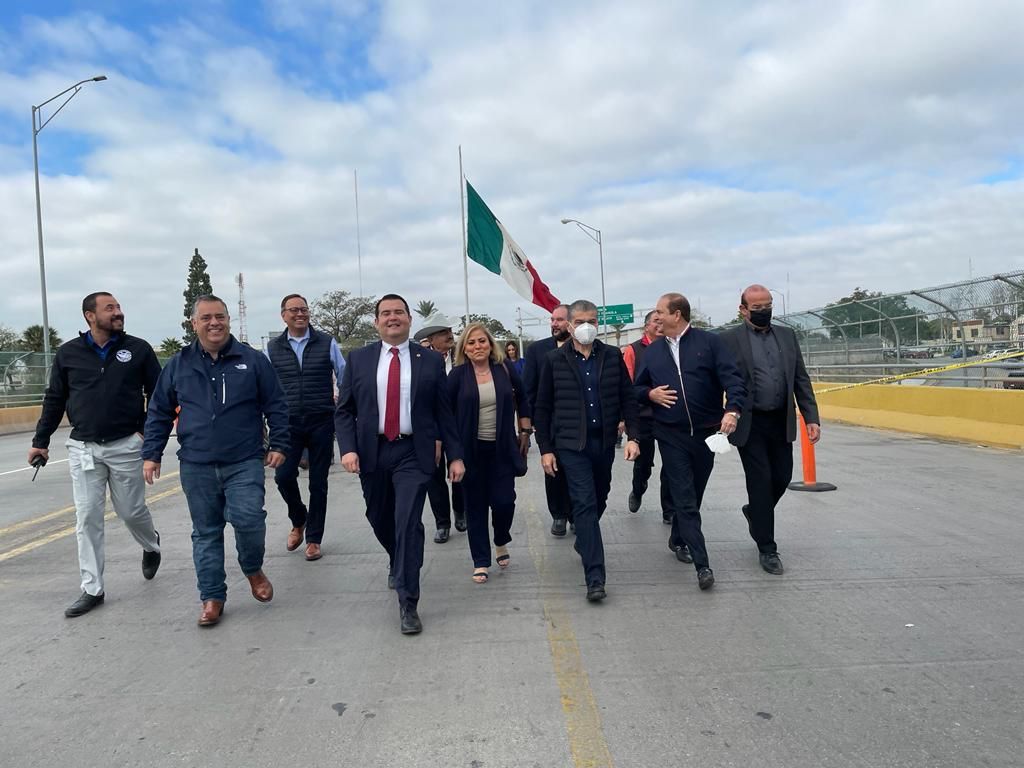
[631,436,676,520]
[360,438,432,609]
[656,424,716,570]
[426,450,464,529]
[274,417,335,543]
[462,440,516,568]
[558,435,615,587]
[544,466,573,522]
[737,409,793,554]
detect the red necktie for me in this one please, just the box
[384,347,401,441]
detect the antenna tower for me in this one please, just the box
[235,272,248,343]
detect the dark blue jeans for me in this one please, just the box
[275,417,334,543]
[462,440,516,568]
[180,459,267,602]
[557,435,615,588]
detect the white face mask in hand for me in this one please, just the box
[704,432,732,454]
[573,323,598,345]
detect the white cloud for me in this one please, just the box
[0,1,1022,346]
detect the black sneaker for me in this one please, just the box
[759,552,784,575]
[65,592,104,618]
[697,567,715,591]
[628,492,641,513]
[586,583,607,602]
[453,510,467,532]
[142,531,161,580]
[550,518,568,537]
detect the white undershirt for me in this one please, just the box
[376,340,413,435]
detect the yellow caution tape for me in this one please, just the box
[816,350,1024,394]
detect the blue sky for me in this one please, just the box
[1,1,1023,344]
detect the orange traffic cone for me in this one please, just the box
[788,413,837,492]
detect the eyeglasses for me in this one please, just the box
[284,307,310,315]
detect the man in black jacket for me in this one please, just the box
[28,292,163,618]
[266,293,346,561]
[720,285,821,575]
[534,299,640,602]
[522,303,574,536]
[634,292,746,591]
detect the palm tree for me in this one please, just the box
[415,300,437,319]
[21,325,62,353]
[158,337,184,356]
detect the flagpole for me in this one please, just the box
[354,169,363,297]
[459,145,470,327]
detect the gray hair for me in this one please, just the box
[568,299,598,320]
[191,294,229,318]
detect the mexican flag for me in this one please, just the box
[466,180,560,311]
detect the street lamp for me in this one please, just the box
[560,218,606,338]
[32,74,107,359]
[765,286,788,317]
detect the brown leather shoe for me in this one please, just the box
[305,542,322,561]
[286,526,304,551]
[247,570,274,602]
[197,600,224,627]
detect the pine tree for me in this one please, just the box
[182,248,214,342]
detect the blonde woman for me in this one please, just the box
[447,323,531,583]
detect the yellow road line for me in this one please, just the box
[0,484,181,564]
[0,471,180,537]
[525,499,614,768]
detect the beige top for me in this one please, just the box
[477,380,497,441]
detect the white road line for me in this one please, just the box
[0,458,69,477]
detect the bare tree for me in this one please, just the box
[310,291,377,345]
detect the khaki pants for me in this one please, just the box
[66,433,160,596]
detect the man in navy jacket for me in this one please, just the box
[634,292,746,591]
[335,294,464,635]
[143,295,290,627]
[522,303,573,535]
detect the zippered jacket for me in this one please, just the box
[633,328,746,433]
[142,336,290,464]
[32,333,161,449]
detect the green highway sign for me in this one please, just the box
[598,303,634,325]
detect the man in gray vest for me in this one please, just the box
[266,293,346,561]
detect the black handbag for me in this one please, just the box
[501,362,528,477]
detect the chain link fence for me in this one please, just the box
[712,271,1024,388]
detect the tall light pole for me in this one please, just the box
[560,218,606,338]
[32,75,107,359]
[765,286,788,317]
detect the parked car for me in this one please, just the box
[950,347,979,359]
[1004,370,1024,390]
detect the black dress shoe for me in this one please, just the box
[400,606,422,634]
[662,513,673,525]
[387,570,395,590]
[569,522,576,534]
[453,510,467,532]
[697,567,715,591]
[65,592,104,618]
[433,527,450,544]
[759,552,784,575]
[586,583,607,602]
[550,518,567,537]
[628,492,641,513]
[674,544,693,564]
[142,531,161,580]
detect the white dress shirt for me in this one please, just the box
[376,340,413,435]
[665,324,691,371]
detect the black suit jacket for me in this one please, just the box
[719,323,819,447]
[334,341,462,475]
[522,336,559,410]
[447,361,529,469]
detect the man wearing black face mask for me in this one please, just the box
[720,284,821,575]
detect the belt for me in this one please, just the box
[378,433,413,441]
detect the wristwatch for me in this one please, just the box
[725,411,740,420]
[520,427,534,435]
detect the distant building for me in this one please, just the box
[953,318,1010,348]
[1010,314,1024,348]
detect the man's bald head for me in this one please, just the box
[739,284,772,307]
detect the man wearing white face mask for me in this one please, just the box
[533,299,640,602]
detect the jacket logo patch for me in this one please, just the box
[235,364,248,370]
[115,350,132,363]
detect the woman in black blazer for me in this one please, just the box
[448,323,532,583]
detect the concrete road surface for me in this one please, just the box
[0,424,1021,768]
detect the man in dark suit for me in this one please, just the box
[335,294,464,634]
[634,292,746,591]
[534,300,640,602]
[522,303,574,536]
[719,284,821,576]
